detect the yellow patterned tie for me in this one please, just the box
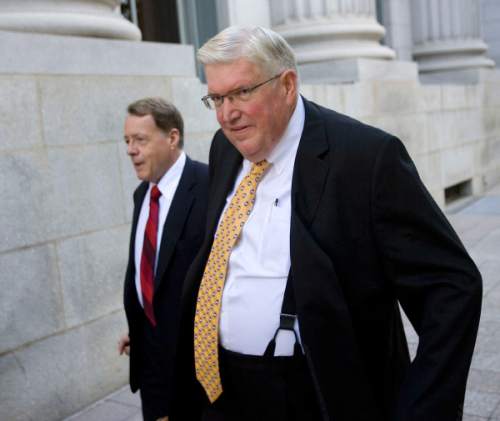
[194,160,270,403]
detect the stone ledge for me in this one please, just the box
[0,30,196,77]
[299,58,418,84]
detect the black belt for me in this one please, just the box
[220,346,302,373]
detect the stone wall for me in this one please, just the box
[1,30,500,421]
[0,30,214,421]
[301,65,500,206]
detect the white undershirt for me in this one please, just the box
[219,97,305,356]
[134,152,186,306]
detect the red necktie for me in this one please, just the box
[140,185,161,326]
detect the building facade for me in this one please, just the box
[1,1,500,420]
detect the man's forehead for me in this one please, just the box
[125,113,156,126]
[124,114,157,131]
[205,59,263,91]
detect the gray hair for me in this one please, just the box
[197,26,297,77]
[127,97,184,148]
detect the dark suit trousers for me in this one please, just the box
[202,348,321,421]
[139,320,171,421]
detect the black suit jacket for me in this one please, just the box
[173,99,482,421]
[123,156,208,409]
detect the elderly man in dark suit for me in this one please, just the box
[118,97,208,421]
[172,27,482,421]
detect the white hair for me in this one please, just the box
[197,26,297,76]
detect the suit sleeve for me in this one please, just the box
[371,136,482,421]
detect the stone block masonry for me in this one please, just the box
[2,29,500,420]
[0,31,211,421]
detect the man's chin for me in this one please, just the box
[233,141,270,163]
[226,137,257,159]
[238,148,265,163]
[135,171,149,182]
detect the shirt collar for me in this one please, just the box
[151,151,186,196]
[267,96,305,175]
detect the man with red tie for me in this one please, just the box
[119,97,208,421]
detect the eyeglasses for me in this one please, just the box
[201,73,282,110]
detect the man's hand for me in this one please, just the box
[118,333,130,356]
[156,418,169,421]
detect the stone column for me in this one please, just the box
[216,0,271,29]
[0,0,141,41]
[270,0,395,65]
[381,0,413,61]
[411,0,494,81]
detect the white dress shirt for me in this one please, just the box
[134,152,186,307]
[219,97,305,356]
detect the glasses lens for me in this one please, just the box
[237,88,252,101]
[202,97,213,110]
[212,96,223,108]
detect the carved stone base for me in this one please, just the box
[0,0,141,40]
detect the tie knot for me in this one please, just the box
[250,160,270,179]
[150,185,161,202]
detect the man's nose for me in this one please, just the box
[219,97,240,123]
[126,142,136,156]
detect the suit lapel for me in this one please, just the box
[127,182,148,283]
[154,157,196,292]
[206,144,242,237]
[292,97,330,226]
[180,136,242,305]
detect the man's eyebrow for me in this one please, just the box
[124,133,145,139]
[207,84,249,97]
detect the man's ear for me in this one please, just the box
[167,128,180,150]
[281,69,298,99]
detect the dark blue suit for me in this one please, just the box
[124,156,208,419]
